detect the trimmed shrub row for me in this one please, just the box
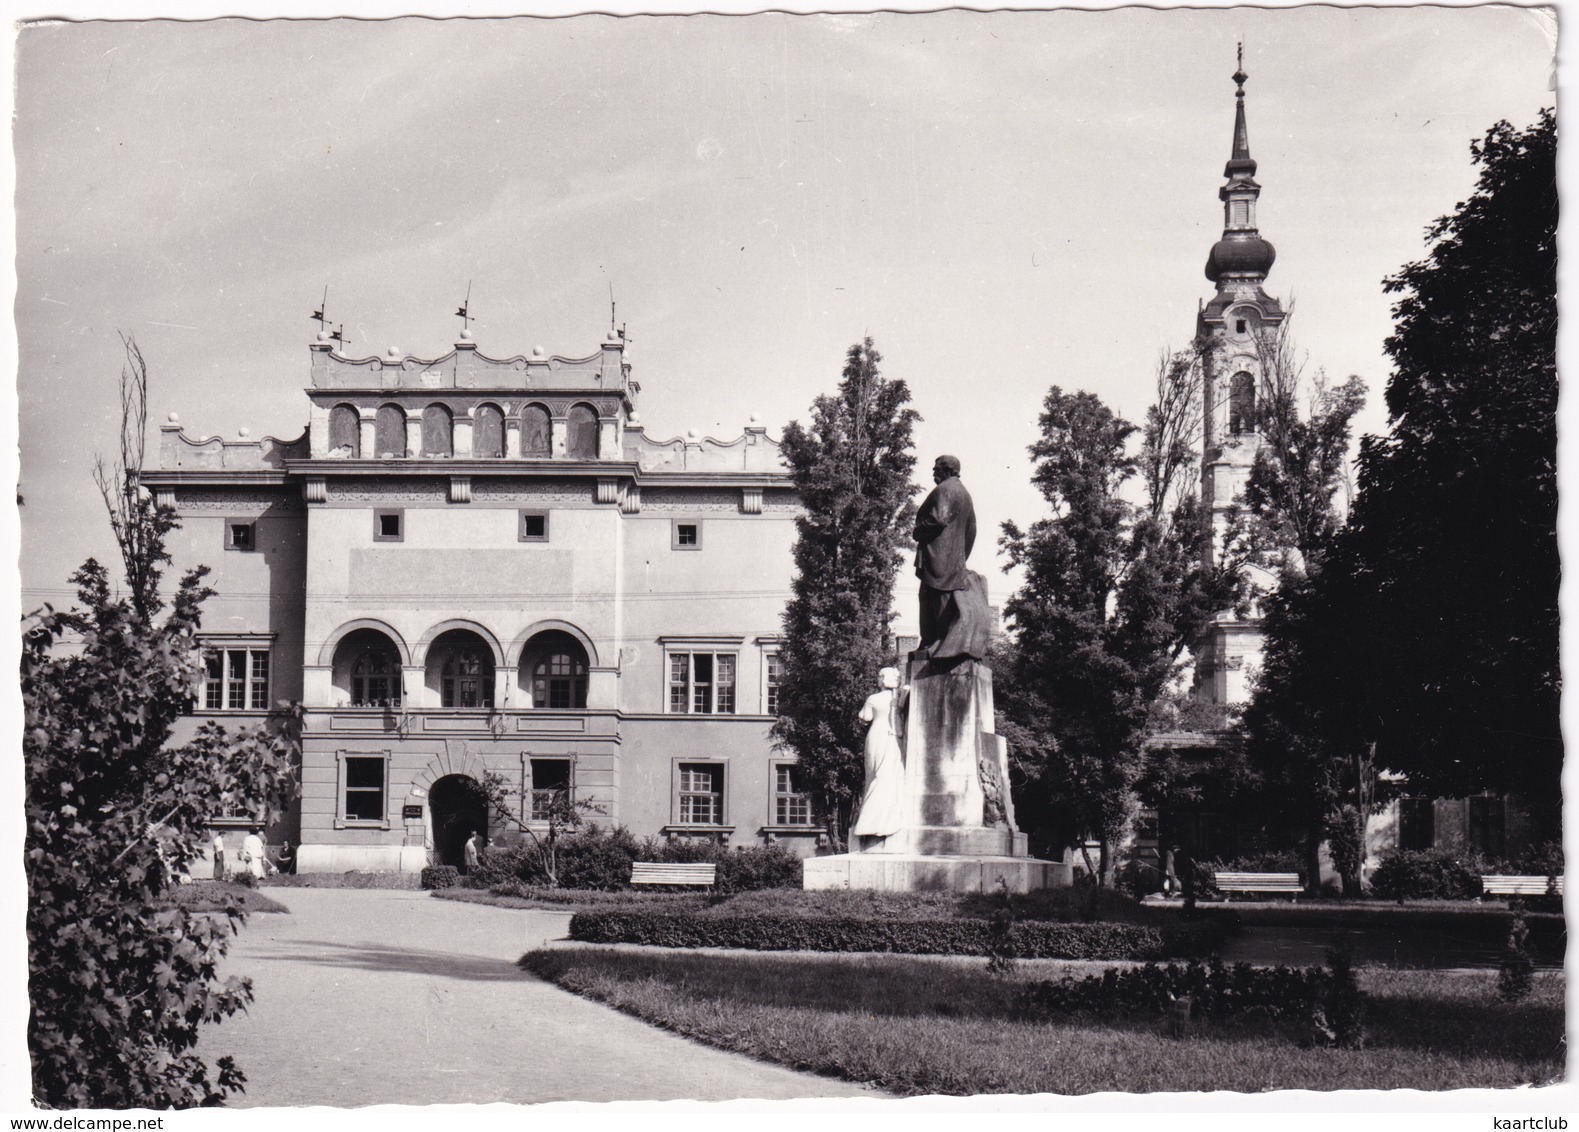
[568,908,1221,959]
[471,825,804,893]
[1015,953,1365,1046]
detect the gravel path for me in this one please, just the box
[200,888,869,1106]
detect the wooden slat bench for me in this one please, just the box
[1481,875,1564,897]
[1213,871,1302,899]
[630,861,717,889]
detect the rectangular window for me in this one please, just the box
[518,510,549,542]
[667,652,736,714]
[202,646,270,711]
[678,763,724,825]
[374,509,404,542]
[226,519,256,552]
[1399,796,1435,852]
[774,764,813,826]
[1469,795,1506,858]
[672,520,702,550]
[764,652,782,715]
[529,758,573,821]
[343,756,386,822]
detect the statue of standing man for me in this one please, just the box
[914,455,991,660]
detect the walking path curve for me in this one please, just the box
[199,888,869,1107]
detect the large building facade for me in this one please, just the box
[146,329,820,872]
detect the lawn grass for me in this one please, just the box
[520,946,1564,1095]
[165,881,290,915]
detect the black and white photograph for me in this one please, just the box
[8,1,1567,1117]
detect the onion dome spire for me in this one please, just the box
[1205,43,1276,285]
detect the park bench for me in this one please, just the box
[1481,874,1563,898]
[630,861,717,889]
[1212,871,1302,900]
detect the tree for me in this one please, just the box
[772,338,919,844]
[998,377,1242,881]
[24,338,298,1108]
[1347,110,1558,823]
[1245,316,1368,570]
[1243,110,1559,884]
[1234,318,1371,894]
[473,769,605,888]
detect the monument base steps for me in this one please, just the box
[802,852,1071,893]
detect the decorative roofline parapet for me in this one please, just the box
[621,421,787,475]
[308,329,631,394]
[158,417,310,470]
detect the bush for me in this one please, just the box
[568,908,1221,959]
[1017,951,1366,1047]
[1497,916,1535,1002]
[1370,849,1479,901]
[422,865,459,890]
[638,839,802,893]
[1203,850,1305,875]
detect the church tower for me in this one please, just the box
[1194,52,1284,704]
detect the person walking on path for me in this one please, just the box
[211,831,226,881]
[462,831,480,876]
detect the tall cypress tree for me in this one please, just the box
[772,338,919,843]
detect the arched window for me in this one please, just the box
[331,628,403,708]
[566,403,599,459]
[352,650,400,707]
[329,404,360,457]
[1228,372,1256,435]
[427,628,496,709]
[375,404,406,458]
[439,649,492,708]
[533,651,588,709]
[422,404,453,457]
[473,403,504,459]
[520,630,590,709]
[521,403,551,457]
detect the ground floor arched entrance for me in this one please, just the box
[428,774,489,869]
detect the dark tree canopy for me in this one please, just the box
[1242,110,1559,868]
[1353,109,1558,807]
[998,384,1242,874]
[772,338,919,840]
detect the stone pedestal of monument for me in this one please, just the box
[802,651,1071,893]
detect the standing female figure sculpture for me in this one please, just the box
[851,666,907,842]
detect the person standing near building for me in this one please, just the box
[463,831,479,876]
[211,831,226,882]
[242,827,267,880]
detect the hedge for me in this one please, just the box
[568,908,1222,959]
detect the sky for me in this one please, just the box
[13,7,1557,629]
[3,5,1572,1118]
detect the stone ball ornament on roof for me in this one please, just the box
[167,412,180,424]
[1205,235,1276,283]
[531,346,546,359]
[386,346,401,360]
[459,329,473,341]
